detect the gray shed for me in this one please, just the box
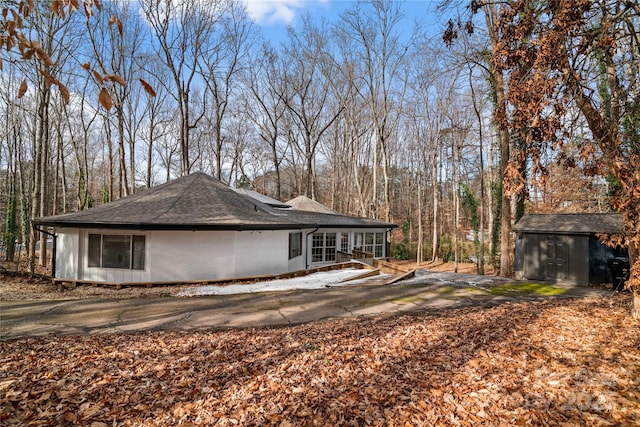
[513,213,627,285]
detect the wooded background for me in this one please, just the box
[1,0,638,285]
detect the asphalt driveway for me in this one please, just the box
[0,272,612,340]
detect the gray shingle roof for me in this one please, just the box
[34,172,396,231]
[269,207,393,228]
[233,187,290,208]
[513,213,623,234]
[286,195,338,215]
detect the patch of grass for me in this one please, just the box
[460,287,488,295]
[393,295,423,304]
[486,282,567,296]
[434,286,456,294]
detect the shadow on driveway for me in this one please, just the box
[0,273,613,340]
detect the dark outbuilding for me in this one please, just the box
[513,213,627,286]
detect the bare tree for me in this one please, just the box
[277,17,343,199]
[338,0,416,221]
[84,0,149,197]
[198,0,254,181]
[12,3,79,269]
[443,1,514,276]
[244,44,290,200]
[140,0,227,175]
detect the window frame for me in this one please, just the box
[311,232,337,263]
[353,231,385,258]
[87,233,146,270]
[340,232,350,253]
[288,232,302,260]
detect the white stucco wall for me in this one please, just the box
[148,230,292,282]
[233,230,290,278]
[54,226,388,283]
[55,228,79,279]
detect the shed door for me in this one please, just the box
[545,235,568,282]
[524,233,545,280]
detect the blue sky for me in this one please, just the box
[243,0,444,45]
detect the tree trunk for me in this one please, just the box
[53,131,60,216]
[380,135,391,223]
[431,149,438,262]
[4,131,18,262]
[481,1,513,277]
[105,117,114,203]
[117,108,129,198]
[417,178,422,266]
[180,90,190,176]
[4,187,17,262]
[453,139,460,273]
[470,67,485,275]
[273,146,282,201]
[38,105,50,267]
[31,77,50,272]
[372,130,378,218]
[495,68,512,277]
[216,119,223,181]
[147,117,154,189]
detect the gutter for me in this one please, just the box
[32,223,57,278]
[305,227,319,269]
[31,221,398,232]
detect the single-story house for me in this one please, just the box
[33,173,396,284]
[513,213,627,285]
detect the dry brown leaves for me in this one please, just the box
[2,295,639,426]
[0,276,189,301]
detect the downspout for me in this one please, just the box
[386,228,392,260]
[305,227,319,269]
[32,223,56,278]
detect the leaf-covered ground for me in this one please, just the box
[2,294,639,426]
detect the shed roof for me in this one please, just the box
[34,172,395,231]
[513,213,623,234]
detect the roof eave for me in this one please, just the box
[34,220,397,231]
[513,229,618,235]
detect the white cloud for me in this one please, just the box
[243,0,327,25]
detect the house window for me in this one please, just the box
[312,233,324,262]
[353,232,385,258]
[289,232,302,259]
[311,232,336,263]
[88,234,145,270]
[340,233,349,253]
[354,232,364,251]
[326,233,336,261]
[375,232,385,258]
